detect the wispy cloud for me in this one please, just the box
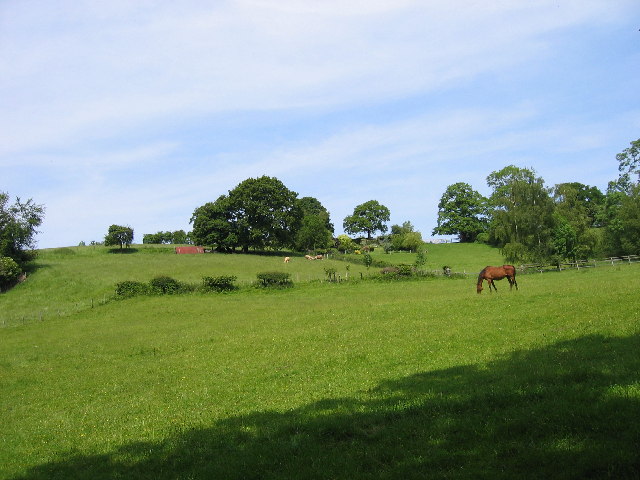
[2,0,639,247]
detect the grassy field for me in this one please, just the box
[1,245,639,479]
[0,243,503,325]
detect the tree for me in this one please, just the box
[343,200,390,239]
[551,183,603,260]
[297,196,334,233]
[388,221,423,251]
[616,138,640,188]
[0,192,45,265]
[432,182,488,242]
[336,234,356,253]
[104,225,134,249]
[190,176,302,253]
[190,195,238,252]
[295,214,332,252]
[227,176,302,252]
[486,165,555,263]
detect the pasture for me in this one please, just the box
[1,245,639,479]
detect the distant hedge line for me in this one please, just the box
[115,265,461,299]
[115,272,293,299]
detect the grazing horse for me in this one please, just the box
[477,265,518,294]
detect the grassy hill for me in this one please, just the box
[1,242,503,325]
[1,244,639,479]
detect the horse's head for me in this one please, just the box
[476,283,483,294]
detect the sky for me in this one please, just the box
[2,1,639,249]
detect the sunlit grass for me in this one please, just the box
[1,263,639,478]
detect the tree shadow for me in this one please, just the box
[12,334,640,480]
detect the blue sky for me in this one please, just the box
[2,1,639,248]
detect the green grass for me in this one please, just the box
[1,248,639,479]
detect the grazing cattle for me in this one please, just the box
[284,257,290,263]
[305,255,315,260]
[477,265,518,294]
[315,255,323,260]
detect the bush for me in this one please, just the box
[115,280,150,298]
[0,256,21,292]
[149,276,182,294]
[256,271,292,288]
[324,267,337,282]
[202,275,238,292]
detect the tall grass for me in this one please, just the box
[1,263,639,479]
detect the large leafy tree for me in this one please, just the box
[295,214,332,252]
[104,225,134,249]
[615,185,640,254]
[432,182,488,242]
[0,192,45,264]
[616,138,640,189]
[343,200,390,239]
[297,196,334,233]
[551,183,603,260]
[294,196,333,252]
[228,176,302,252]
[191,176,302,253]
[190,195,238,252]
[486,165,555,263]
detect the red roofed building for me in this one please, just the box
[175,246,205,254]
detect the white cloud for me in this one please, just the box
[1,0,629,155]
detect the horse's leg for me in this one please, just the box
[489,279,496,292]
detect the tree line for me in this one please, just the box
[1,138,638,289]
[188,176,393,253]
[432,138,640,263]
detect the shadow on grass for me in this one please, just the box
[12,334,640,480]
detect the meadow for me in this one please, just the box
[1,244,638,479]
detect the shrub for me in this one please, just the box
[202,275,238,292]
[397,264,414,276]
[149,276,182,294]
[0,256,21,292]
[115,280,150,298]
[324,267,337,282]
[256,271,292,288]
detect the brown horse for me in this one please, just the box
[477,265,518,294]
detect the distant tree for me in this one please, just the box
[190,195,238,252]
[336,234,357,253]
[603,184,640,256]
[486,165,555,263]
[389,221,423,251]
[616,185,640,254]
[432,182,488,242]
[143,230,190,244]
[553,183,604,228]
[227,176,302,252]
[0,192,45,265]
[104,225,134,249]
[191,176,301,253]
[172,230,189,244]
[343,200,390,239]
[616,138,640,188]
[551,183,603,260]
[297,196,334,233]
[295,215,332,252]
